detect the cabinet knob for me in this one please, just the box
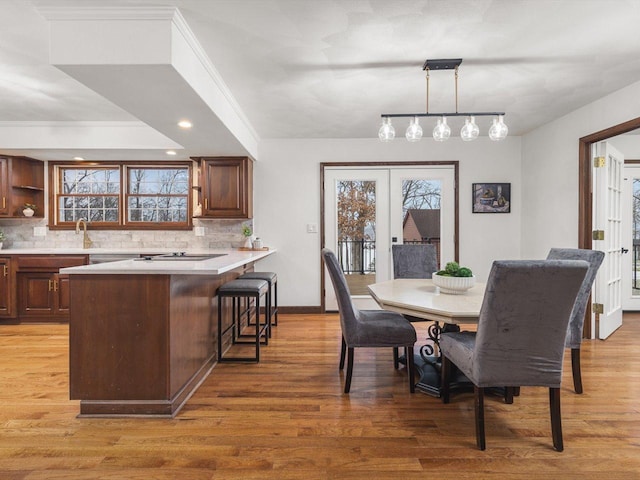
[3,265,7,277]
[48,280,53,291]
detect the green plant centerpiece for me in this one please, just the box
[0,230,6,243]
[433,261,475,294]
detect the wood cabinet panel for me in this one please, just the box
[0,257,13,317]
[18,273,55,316]
[0,159,9,216]
[15,255,88,322]
[195,156,253,218]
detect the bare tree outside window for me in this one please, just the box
[52,162,191,228]
[402,179,441,218]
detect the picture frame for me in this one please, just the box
[472,183,511,213]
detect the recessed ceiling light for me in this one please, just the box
[177,120,192,129]
[166,150,177,156]
[73,156,84,161]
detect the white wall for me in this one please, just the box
[521,80,640,258]
[254,137,522,307]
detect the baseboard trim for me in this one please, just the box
[279,306,323,314]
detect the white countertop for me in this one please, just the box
[57,249,276,275]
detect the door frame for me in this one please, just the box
[320,161,459,313]
[578,116,640,337]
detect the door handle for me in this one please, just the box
[622,247,629,254]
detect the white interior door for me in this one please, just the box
[593,141,624,339]
[622,164,640,310]
[324,169,389,311]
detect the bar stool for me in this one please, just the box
[238,272,278,331]
[217,278,269,362]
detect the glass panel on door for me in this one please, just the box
[336,180,377,295]
[400,179,442,269]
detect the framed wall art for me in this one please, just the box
[472,183,511,213]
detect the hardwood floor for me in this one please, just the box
[1,314,639,479]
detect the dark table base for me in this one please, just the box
[413,353,472,397]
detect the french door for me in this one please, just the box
[323,165,456,311]
[593,141,624,339]
[622,163,640,310]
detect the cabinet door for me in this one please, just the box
[18,272,55,317]
[0,158,8,216]
[0,257,12,316]
[201,157,253,218]
[55,274,71,314]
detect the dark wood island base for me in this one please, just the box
[68,268,246,417]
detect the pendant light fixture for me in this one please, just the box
[378,58,507,142]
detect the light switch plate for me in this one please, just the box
[33,226,47,237]
[194,226,205,237]
[307,223,318,233]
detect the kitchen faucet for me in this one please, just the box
[75,218,93,249]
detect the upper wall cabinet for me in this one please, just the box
[0,156,45,218]
[194,156,253,219]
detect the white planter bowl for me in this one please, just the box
[432,273,476,294]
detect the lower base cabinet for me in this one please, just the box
[0,257,13,317]
[13,255,87,323]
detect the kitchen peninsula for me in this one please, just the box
[60,249,275,417]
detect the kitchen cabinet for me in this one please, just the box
[16,255,88,322]
[0,257,13,317]
[0,156,45,218]
[195,156,253,218]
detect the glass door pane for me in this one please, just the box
[336,180,377,295]
[400,178,442,268]
[324,169,389,311]
[390,167,456,271]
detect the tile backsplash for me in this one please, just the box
[0,218,252,251]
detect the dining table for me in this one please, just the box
[367,278,485,397]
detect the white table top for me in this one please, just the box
[367,278,485,325]
[59,249,276,275]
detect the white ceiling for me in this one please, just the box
[1,0,640,161]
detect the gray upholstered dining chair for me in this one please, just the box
[391,243,439,330]
[322,248,417,394]
[392,244,439,279]
[439,259,589,451]
[547,248,604,394]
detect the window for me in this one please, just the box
[49,162,192,229]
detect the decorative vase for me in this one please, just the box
[432,273,476,295]
[23,207,34,217]
[243,237,252,249]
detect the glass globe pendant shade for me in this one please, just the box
[460,116,480,141]
[378,118,395,142]
[488,115,509,141]
[432,116,451,142]
[405,117,423,142]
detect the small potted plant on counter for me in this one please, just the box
[241,224,252,249]
[23,203,36,217]
[432,261,475,294]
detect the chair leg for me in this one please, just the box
[549,387,564,452]
[339,336,346,370]
[475,386,486,451]
[393,347,399,369]
[571,348,583,394]
[406,346,415,393]
[504,386,514,404]
[344,347,354,393]
[441,355,451,404]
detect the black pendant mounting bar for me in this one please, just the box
[381,112,505,118]
[422,58,462,70]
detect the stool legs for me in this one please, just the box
[218,291,269,363]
